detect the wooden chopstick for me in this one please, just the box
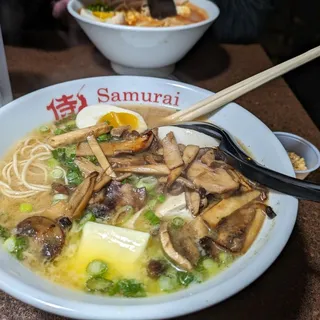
[161,45,320,124]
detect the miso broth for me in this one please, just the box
[0,104,274,297]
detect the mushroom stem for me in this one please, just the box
[87,133,116,178]
[114,164,170,175]
[67,171,99,218]
[49,123,110,147]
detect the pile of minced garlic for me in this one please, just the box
[288,152,308,171]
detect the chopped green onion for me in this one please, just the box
[202,258,219,273]
[177,272,194,286]
[47,158,59,168]
[218,252,233,265]
[54,128,66,135]
[87,3,111,12]
[86,260,108,277]
[147,199,157,210]
[157,194,166,203]
[51,146,83,186]
[114,279,146,297]
[144,210,160,226]
[39,125,49,133]
[0,225,10,240]
[85,155,98,164]
[4,237,16,252]
[66,167,83,186]
[127,175,139,185]
[52,193,69,204]
[148,190,157,198]
[192,271,204,283]
[79,211,96,228]
[19,203,33,213]
[86,278,114,293]
[51,168,64,179]
[97,133,111,142]
[4,236,28,260]
[136,176,158,192]
[65,120,77,130]
[158,275,178,292]
[65,145,76,158]
[171,217,184,229]
[54,113,76,126]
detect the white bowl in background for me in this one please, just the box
[0,76,298,319]
[67,0,219,77]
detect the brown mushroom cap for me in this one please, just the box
[16,216,65,260]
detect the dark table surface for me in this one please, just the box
[2,36,320,320]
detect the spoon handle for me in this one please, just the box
[224,150,320,202]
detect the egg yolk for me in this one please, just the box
[99,112,139,129]
[92,11,115,20]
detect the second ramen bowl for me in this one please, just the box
[67,0,219,77]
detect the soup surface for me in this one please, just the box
[0,104,275,297]
[80,1,208,27]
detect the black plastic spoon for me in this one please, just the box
[172,121,320,202]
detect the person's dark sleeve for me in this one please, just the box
[211,0,274,43]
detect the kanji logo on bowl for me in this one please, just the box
[46,84,181,121]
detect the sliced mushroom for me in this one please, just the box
[167,145,200,187]
[178,144,186,153]
[67,171,99,218]
[118,183,147,210]
[114,164,170,175]
[93,174,112,192]
[214,205,258,252]
[182,145,200,167]
[49,123,110,148]
[115,173,132,181]
[200,149,215,167]
[166,166,183,188]
[76,131,154,156]
[147,259,168,279]
[199,236,224,259]
[241,207,265,253]
[169,217,209,266]
[16,216,65,260]
[111,125,131,137]
[187,161,239,194]
[201,189,261,228]
[89,189,106,204]
[122,130,140,140]
[159,222,193,271]
[185,190,201,216]
[109,155,146,167]
[228,170,252,192]
[168,181,184,196]
[75,157,103,177]
[176,177,197,190]
[51,183,69,195]
[144,154,164,165]
[162,132,184,170]
[87,133,115,177]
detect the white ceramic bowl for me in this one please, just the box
[0,76,298,319]
[67,0,219,77]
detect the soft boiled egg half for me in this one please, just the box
[79,8,125,24]
[76,104,148,133]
